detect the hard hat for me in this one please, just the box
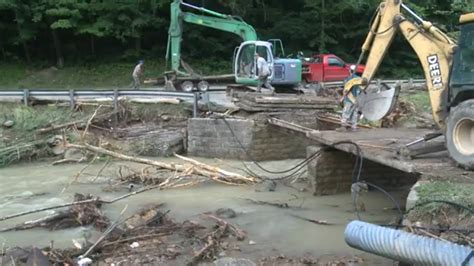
[139,60,144,64]
[350,65,356,71]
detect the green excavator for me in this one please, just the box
[165,0,302,92]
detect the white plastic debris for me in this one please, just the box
[248,240,256,245]
[72,239,83,250]
[77,256,93,266]
[130,242,140,248]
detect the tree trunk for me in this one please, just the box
[90,35,96,56]
[135,36,141,55]
[0,42,6,61]
[320,0,325,53]
[51,29,64,68]
[21,41,31,63]
[15,12,31,63]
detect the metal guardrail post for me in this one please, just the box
[113,89,119,113]
[202,91,210,104]
[23,89,29,106]
[193,92,199,118]
[69,89,75,110]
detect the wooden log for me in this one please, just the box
[252,96,335,105]
[67,143,257,185]
[205,214,246,241]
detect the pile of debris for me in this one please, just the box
[2,204,249,265]
[0,193,109,233]
[233,93,337,112]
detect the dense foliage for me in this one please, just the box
[0,0,472,77]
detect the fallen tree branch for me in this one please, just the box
[67,143,257,185]
[205,214,246,241]
[81,205,128,258]
[82,105,102,139]
[187,221,228,266]
[0,185,162,222]
[100,232,172,248]
[35,111,116,134]
[0,213,68,232]
[174,154,254,183]
[289,214,331,225]
[0,198,99,222]
[242,198,290,209]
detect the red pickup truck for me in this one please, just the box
[301,54,365,84]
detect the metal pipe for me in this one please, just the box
[401,3,424,24]
[345,221,473,265]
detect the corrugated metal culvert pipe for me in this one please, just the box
[344,221,474,265]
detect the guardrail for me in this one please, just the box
[0,89,203,118]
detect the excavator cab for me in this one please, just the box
[234,41,274,85]
[449,20,474,106]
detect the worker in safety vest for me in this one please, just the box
[255,52,275,94]
[338,65,361,131]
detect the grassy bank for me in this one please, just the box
[0,103,94,166]
[0,61,166,90]
[0,59,232,90]
[0,101,193,167]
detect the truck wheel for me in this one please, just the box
[446,99,474,169]
[180,81,194,92]
[197,81,210,92]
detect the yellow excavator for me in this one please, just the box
[347,0,474,169]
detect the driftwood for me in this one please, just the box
[0,185,163,222]
[187,221,228,266]
[242,198,290,209]
[35,111,116,134]
[81,205,128,258]
[205,214,246,241]
[289,214,331,225]
[0,194,109,232]
[67,143,257,186]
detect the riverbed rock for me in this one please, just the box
[215,208,237,219]
[214,257,256,266]
[26,247,51,266]
[47,135,66,155]
[5,247,31,263]
[254,180,276,192]
[2,119,14,128]
[405,180,427,210]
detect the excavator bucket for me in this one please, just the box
[357,83,399,121]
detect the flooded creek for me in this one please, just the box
[0,158,406,264]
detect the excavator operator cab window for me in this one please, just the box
[236,43,273,78]
[236,43,256,78]
[256,46,272,64]
[451,23,474,86]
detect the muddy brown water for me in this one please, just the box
[0,158,404,264]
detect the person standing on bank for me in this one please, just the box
[338,65,361,131]
[132,60,144,90]
[255,52,275,94]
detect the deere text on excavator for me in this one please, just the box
[347,0,474,168]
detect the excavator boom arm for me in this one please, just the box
[352,0,456,128]
[167,0,257,74]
